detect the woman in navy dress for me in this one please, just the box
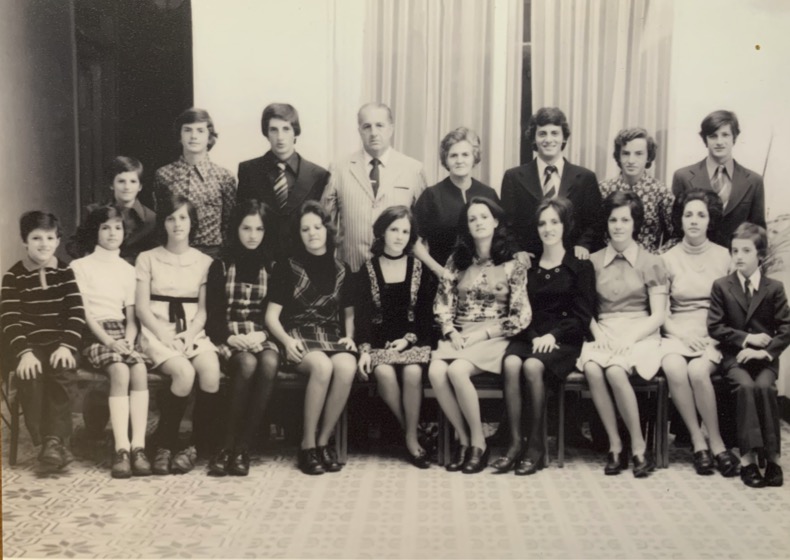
[496,197,595,475]
[265,201,358,475]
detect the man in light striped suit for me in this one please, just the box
[322,103,427,272]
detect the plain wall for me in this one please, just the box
[0,0,78,271]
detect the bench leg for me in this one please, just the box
[10,386,19,466]
[558,384,566,468]
[542,403,549,468]
[335,405,348,464]
[658,379,669,468]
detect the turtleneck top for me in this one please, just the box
[71,245,136,322]
[661,238,731,318]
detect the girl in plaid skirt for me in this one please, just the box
[71,205,151,478]
[205,200,279,476]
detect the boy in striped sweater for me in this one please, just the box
[1,211,85,470]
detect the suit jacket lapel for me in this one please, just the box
[724,161,749,216]
[689,159,712,192]
[519,160,543,201]
[349,151,375,202]
[746,275,769,322]
[558,159,576,198]
[284,156,314,214]
[727,273,749,314]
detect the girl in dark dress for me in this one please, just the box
[356,206,433,468]
[497,197,596,475]
[265,201,358,475]
[205,200,279,476]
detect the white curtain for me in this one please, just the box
[532,0,674,182]
[361,0,524,188]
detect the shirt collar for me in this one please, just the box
[179,154,212,180]
[22,255,57,271]
[602,242,639,268]
[365,148,392,168]
[737,268,761,292]
[277,151,300,174]
[705,156,734,180]
[121,199,145,222]
[536,157,564,180]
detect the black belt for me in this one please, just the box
[151,294,198,333]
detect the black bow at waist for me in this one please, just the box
[151,294,199,333]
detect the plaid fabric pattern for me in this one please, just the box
[154,156,237,248]
[83,320,146,369]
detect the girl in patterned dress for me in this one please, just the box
[206,200,279,476]
[578,191,668,478]
[428,197,532,474]
[660,189,739,476]
[265,201,358,475]
[355,206,433,468]
[71,205,151,479]
[135,194,222,475]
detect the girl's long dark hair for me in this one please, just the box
[222,199,274,271]
[452,196,516,271]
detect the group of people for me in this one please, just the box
[2,102,786,490]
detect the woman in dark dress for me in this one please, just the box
[265,201,358,475]
[356,206,433,468]
[496,197,596,474]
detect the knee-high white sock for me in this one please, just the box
[129,390,149,449]
[108,396,131,451]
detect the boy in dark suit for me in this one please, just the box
[237,103,330,262]
[672,110,766,245]
[501,107,603,261]
[708,223,790,488]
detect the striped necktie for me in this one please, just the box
[712,165,731,209]
[273,162,288,210]
[543,165,557,199]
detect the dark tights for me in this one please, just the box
[223,349,279,451]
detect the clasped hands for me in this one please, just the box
[737,333,773,364]
[357,338,408,379]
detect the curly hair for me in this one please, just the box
[602,191,644,241]
[612,127,657,170]
[525,107,571,152]
[370,205,418,257]
[452,197,516,271]
[439,127,482,170]
[291,200,337,256]
[671,189,723,246]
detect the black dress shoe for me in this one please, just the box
[764,462,783,487]
[318,445,342,472]
[491,447,521,474]
[714,450,740,478]
[462,446,490,474]
[208,449,230,476]
[111,449,132,479]
[228,450,250,476]
[38,436,63,467]
[740,463,765,488]
[604,450,628,475]
[446,445,469,472]
[407,449,431,469]
[693,449,715,475]
[298,448,325,475]
[152,448,172,475]
[514,453,545,476]
[632,453,655,478]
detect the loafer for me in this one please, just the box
[152,448,172,475]
[111,449,132,479]
[491,447,521,474]
[298,448,325,475]
[632,453,655,478]
[208,448,230,477]
[693,449,715,475]
[514,452,545,476]
[462,446,490,474]
[130,447,152,476]
[740,463,765,488]
[764,462,783,487]
[228,450,250,476]
[445,445,469,472]
[714,450,740,478]
[407,449,431,469]
[170,446,197,474]
[38,436,64,467]
[318,445,342,472]
[604,450,628,475]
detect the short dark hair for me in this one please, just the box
[536,196,575,247]
[156,194,199,245]
[453,197,516,271]
[672,189,724,246]
[174,107,218,151]
[370,205,418,257]
[106,156,143,185]
[731,222,767,261]
[526,107,571,152]
[612,127,658,170]
[291,200,337,256]
[20,211,60,241]
[72,204,125,257]
[357,102,394,125]
[699,110,740,143]
[261,103,301,137]
[602,190,644,241]
[223,199,274,270]
[439,127,482,170]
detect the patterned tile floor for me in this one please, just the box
[3,416,790,559]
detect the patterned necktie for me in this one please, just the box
[273,162,288,210]
[712,165,731,208]
[543,165,557,199]
[370,158,381,197]
[744,278,753,307]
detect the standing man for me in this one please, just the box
[672,110,766,245]
[154,108,236,258]
[501,107,603,260]
[237,103,330,261]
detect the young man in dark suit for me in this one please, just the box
[501,107,603,261]
[708,223,790,488]
[671,110,766,245]
[237,103,330,261]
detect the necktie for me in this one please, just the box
[370,158,381,197]
[712,165,731,209]
[744,278,753,307]
[543,165,557,199]
[273,162,288,210]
